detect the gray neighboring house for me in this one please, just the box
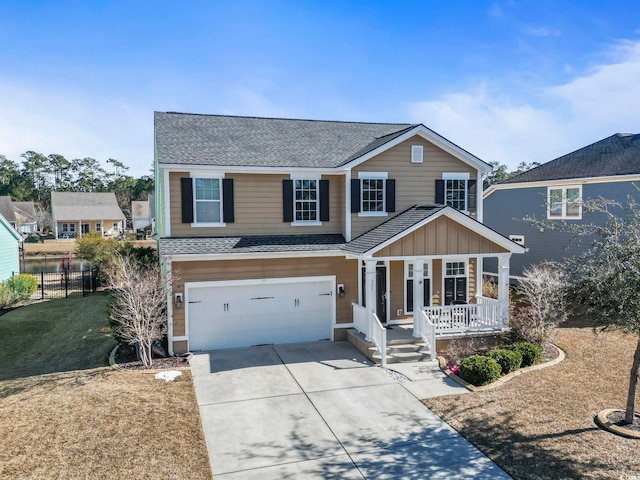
[483,133,640,279]
[51,192,126,238]
[131,200,151,231]
[0,196,38,234]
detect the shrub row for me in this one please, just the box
[457,341,541,386]
[0,274,39,308]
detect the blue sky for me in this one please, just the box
[1,1,639,177]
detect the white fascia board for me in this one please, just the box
[483,173,640,199]
[360,206,525,257]
[159,164,344,175]
[162,249,345,262]
[341,125,492,173]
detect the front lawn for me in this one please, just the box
[0,295,212,479]
[424,323,640,480]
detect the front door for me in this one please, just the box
[81,223,90,234]
[444,261,467,305]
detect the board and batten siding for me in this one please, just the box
[169,172,344,237]
[170,256,358,340]
[373,216,508,257]
[351,135,477,238]
[483,180,638,278]
[0,226,19,281]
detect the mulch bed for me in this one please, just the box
[114,343,190,370]
[604,410,640,432]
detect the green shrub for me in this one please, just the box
[487,348,522,374]
[458,355,501,386]
[7,274,39,301]
[0,282,14,308]
[507,341,541,367]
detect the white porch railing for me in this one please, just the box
[351,302,387,366]
[423,297,503,335]
[417,309,437,360]
[371,313,387,367]
[352,302,368,337]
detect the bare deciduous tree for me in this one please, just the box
[105,254,168,367]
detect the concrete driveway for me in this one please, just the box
[190,341,510,479]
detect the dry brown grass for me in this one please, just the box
[0,368,212,479]
[424,324,640,480]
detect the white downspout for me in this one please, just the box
[345,170,352,242]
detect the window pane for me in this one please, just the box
[196,201,220,223]
[195,178,220,200]
[549,189,563,217]
[294,179,318,221]
[361,178,385,212]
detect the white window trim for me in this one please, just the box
[547,185,582,220]
[411,145,423,163]
[442,259,469,305]
[290,174,322,226]
[190,173,226,227]
[358,171,388,217]
[404,260,432,312]
[442,172,471,214]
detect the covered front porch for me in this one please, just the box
[341,205,525,366]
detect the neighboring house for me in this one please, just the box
[483,133,640,279]
[0,212,21,281]
[131,200,151,231]
[0,196,38,234]
[51,192,126,238]
[155,112,525,358]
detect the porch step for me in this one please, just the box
[347,328,434,365]
[371,349,432,364]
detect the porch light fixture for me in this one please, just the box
[338,284,345,298]
[174,292,183,308]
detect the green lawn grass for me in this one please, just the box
[0,293,116,380]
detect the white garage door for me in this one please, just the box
[187,277,334,351]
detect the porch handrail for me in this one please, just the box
[418,309,437,361]
[370,312,387,367]
[424,301,503,333]
[352,302,368,338]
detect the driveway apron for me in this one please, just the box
[190,341,510,479]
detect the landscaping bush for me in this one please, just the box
[0,282,14,308]
[508,341,541,367]
[487,348,522,374]
[458,355,501,386]
[6,274,38,301]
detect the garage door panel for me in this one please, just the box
[187,278,333,351]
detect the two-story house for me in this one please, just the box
[155,112,525,362]
[483,133,640,280]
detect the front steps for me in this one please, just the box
[346,328,433,365]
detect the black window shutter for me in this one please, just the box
[282,179,293,222]
[180,177,194,223]
[467,179,477,211]
[319,179,329,221]
[351,178,360,213]
[386,179,396,213]
[435,179,445,205]
[222,178,234,223]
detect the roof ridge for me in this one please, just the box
[156,111,413,127]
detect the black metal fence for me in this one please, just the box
[14,269,100,300]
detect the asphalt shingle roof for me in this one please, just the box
[0,197,16,223]
[342,205,446,254]
[154,112,416,168]
[51,192,125,221]
[160,234,346,256]
[501,133,640,184]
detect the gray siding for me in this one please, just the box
[483,181,639,278]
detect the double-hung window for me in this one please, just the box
[547,185,581,219]
[436,173,476,213]
[294,179,319,222]
[194,177,222,224]
[355,172,393,216]
[362,178,385,213]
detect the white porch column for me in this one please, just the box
[365,259,377,341]
[498,254,511,327]
[345,170,352,241]
[412,259,424,338]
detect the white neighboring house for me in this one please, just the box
[131,200,151,231]
[51,192,126,238]
[0,196,38,234]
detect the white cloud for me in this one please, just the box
[0,82,153,177]
[408,39,640,169]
